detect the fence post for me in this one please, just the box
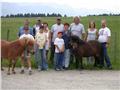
[7,29,10,41]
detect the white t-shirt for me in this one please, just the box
[98,27,111,43]
[87,29,97,41]
[54,37,64,53]
[51,24,64,42]
[19,33,34,40]
[70,23,85,39]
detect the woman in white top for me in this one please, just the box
[43,22,51,60]
[86,21,98,65]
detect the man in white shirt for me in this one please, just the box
[98,19,112,69]
[19,27,34,75]
[70,16,86,69]
[50,17,64,65]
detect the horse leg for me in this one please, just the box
[79,57,84,69]
[12,60,17,74]
[75,56,79,69]
[7,59,12,75]
[1,58,4,71]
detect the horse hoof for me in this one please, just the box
[7,73,10,75]
[12,71,16,74]
[1,68,4,71]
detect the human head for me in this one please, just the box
[57,32,63,38]
[56,17,62,25]
[39,25,44,33]
[64,23,70,31]
[36,17,42,25]
[24,19,29,26]
[43,22,48,29]
[101,19,107,28]
[89,21,96,28]
[73,16,80,25]
[23,26,29,34]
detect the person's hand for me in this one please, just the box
[106,43,109,48]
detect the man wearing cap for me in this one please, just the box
[70,16,86,69]
[50,17,64,65]
[33,17,42,37]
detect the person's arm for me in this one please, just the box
[85,30,88,41]
[96,29,99,40]
[60,44,65,53]
[82,25,86,41]
[55,45,61,52]
[48,30,51,48]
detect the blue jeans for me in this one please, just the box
[34,44,39,67]
[63,49,70,68]
[38,48,48,70]
[54,53,64,69]
[100,43,112,67]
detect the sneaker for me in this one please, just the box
[55,68,60,71]
[20,70,24,74]
[107,66,112,70]
[38,68,41,71]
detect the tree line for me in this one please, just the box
[1,13,120,18]
[1,13,64,18]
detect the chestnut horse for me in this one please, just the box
[1,38,35,75]
[69,35,101,69]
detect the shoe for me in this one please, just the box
[107,66,112,70]
[38,68,41,72]
[20,70,24,74]
[55,68,60,71]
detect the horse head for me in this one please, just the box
[69,35,85,49]
[23,37,35,54]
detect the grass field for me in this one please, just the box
[1,16,120,69]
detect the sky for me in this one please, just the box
[1,0,120,16]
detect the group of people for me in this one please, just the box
[18,16,112,74]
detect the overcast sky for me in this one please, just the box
[1,0,120,16]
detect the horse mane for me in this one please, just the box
[70,35,85,45]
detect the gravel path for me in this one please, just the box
[1,68,120,90]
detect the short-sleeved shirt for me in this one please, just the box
[98,27,111,43]
[54,37,64,53]
[19,33,34,40]
[87,29,97,41]
[70,23,85,39]
[51,24,64,42]
[35,32,47,49]
[18,26,33,37]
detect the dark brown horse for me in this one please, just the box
[1,38,35,75]
[69,35,101,69]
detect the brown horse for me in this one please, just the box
[69,35,101,69]
[1,38,35,75]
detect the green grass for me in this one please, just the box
[1,16,120,70]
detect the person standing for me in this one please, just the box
[54,32,65,71]
[98,19,112,69]
[33,18,43,68]
[35,26,48,71]
[62,23,71,70]
[50,17,64,66]
[19,27,34,75]
[70,16,86,69]
[43,22,51,61]
[86,21,98,65]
